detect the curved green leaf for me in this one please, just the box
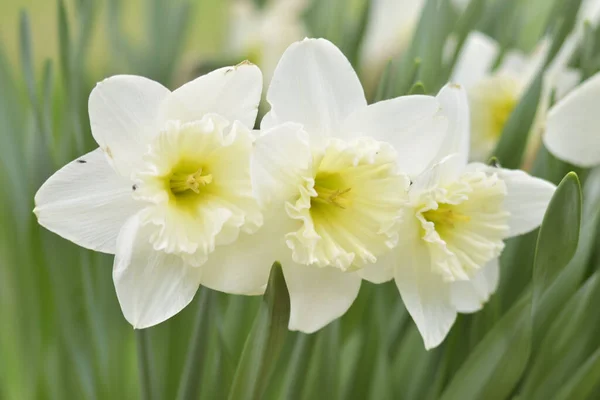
[439,294,532,400]
[553,346,600,400]
[532,172,582,345]
[228,263,290,400]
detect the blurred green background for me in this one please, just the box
[2,0,600,399]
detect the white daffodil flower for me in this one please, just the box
[228,0,308,87]
[200,38,457,334]
[452,31,580,162]
[390,90,556,350]
[544,71,600,167]
[34,63,264,329]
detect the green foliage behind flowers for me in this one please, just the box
[2,0,600,399]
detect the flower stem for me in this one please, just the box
[136,330,155,400]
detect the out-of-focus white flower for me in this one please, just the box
[360,0,425,75]
[228,0,308,87]
[34,63,263,329]
[452,31,580,162]
[360,0,470,91]
[201,38,454,334]
[390,83,556,350]
[544,71,600,167]
[579,0,600,26]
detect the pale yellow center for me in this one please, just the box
[422,204,471,233]
[311,172,353,211]
[169,168,213,195]
[488,93,518,139]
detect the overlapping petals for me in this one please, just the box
[35,63,265,328]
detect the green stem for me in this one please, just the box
[176,289,212,400]
[136,330,154,400]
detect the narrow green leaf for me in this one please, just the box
[531,172,582,345]
[57,0,71,88]
[439,294,531,400]
[372,61,394,103]
[136,330,156,400]
[278,334,317,400]
[530,168,600,351]
[446,0,486,73]
[228,263,290,400]
[344,0,371,68]
[19,10,37,111]
[176,289,213,400]
[522,273,600,399]
[553,346,600,400]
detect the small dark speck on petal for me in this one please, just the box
[77,159,87,164]
[132,184,137,191]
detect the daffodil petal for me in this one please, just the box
[544,72,600,167]
[432,83,470,167]
[452,31,499,88]
[394,219,456,350]
[251,122,313,208]
[262,38,366,145]
[284,262,362,333]
[340,95,448,177]
[409,153,465,203]
[199,211,294,295]
[34,148,140,254]
[89,75,170,176]
[113,214,202,329]
[161,63,262,129]
[450,257,499,313]
[493,167,556,237]
[357,250,395,284]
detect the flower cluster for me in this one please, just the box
[34,38,556,349]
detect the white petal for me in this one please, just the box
[251,122,313,208]
[262,38,367,144]
[358,249,395,284]
[340,95,448,177]
[452,31,499,88]
[34,148,140,254]
[493,167,556,237]
[199,211,295,295]
[161,63,262,129]
[431,83,470,167]
[283,262,362,333]
[113,214,202,329]
[450,257,499,313]
[409,153,465,203]
[394,217,456,350]
[544,72,600,167]
[89,75,170,175]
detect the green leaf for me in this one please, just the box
[278,334,317,400]
[553,346,600,400]
[531,172,582,345]
[228,263,290,400]
[343,0,370,68]
[521,273,600,399]
[439,294,531,400]
[136,330,156,400]
[445,0,486,73]
[176,289,214,400]
[492,70,544,169]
